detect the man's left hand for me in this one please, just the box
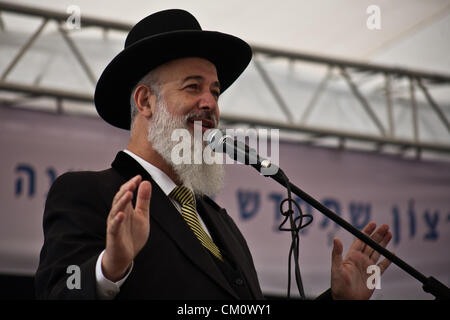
[330,222,392,300]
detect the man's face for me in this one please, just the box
[153,57,220,133]
[146,57,225,196]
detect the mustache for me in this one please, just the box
[185,111,218,128]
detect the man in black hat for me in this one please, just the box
[35,9,392,300]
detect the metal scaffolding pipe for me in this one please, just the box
[253,57,294,123]
[252,45,450,84]
[384,74,395,137]
[340,67,387,136]
[1,18,48,80]
[0,1,449,157]
[58,24,97,86]
[1,1,449,84]
[1,82,450,155]
[220,113,450,154]
[0,1,131,31]
[0,81,93,102]
[416,79,450,133]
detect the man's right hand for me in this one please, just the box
[102,175,152,282]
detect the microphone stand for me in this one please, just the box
[256,165,450,300]
[207,128,449,299]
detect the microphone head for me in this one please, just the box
[206,129,228,153]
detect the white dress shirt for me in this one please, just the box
[95,149,211,299]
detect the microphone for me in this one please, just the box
[206,129,279,176]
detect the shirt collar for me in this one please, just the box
[123,149,177,196]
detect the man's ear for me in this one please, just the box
[134,85,154,118]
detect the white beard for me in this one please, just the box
[147,98,225,197]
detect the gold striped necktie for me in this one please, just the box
[170,185,223,261]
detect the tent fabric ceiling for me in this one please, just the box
[0,0,449,157]
[6,0,450,71]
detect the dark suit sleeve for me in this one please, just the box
[35,172,111,299]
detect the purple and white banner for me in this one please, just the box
[1,105,449,299]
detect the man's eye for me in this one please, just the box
[185,83,199,90]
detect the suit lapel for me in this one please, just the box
[111,151,238,298]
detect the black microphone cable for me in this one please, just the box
[207,129,314,298]
[278,170,313,299]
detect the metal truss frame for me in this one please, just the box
[1,1,449,159]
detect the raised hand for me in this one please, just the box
[102,175,152,281]
[330,222,392,300]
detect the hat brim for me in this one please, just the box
[94,30,252,130]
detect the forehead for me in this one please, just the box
[154,57,218,84]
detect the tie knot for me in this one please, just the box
[170,185,195,206]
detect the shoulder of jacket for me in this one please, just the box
[199,195,224,212]
[50,168,120,191]
[54,167,113,181]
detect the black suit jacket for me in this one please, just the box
[35,151,264,299]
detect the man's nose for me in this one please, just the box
[198,91,218,112]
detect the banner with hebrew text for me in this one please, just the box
[1,105,449,299]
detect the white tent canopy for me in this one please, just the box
[3,0,449,68]
[1,0,449,160]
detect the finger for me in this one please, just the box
[112,175,142,206]
[331,238,344,272]
[108,211,125,236]
[363,224,390,256]
[350,222,376,252]
[109,190,133,220]
[370,231,392,262]
[135,181,152,217]
[112,175,141,206]
[377,256,392,275]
